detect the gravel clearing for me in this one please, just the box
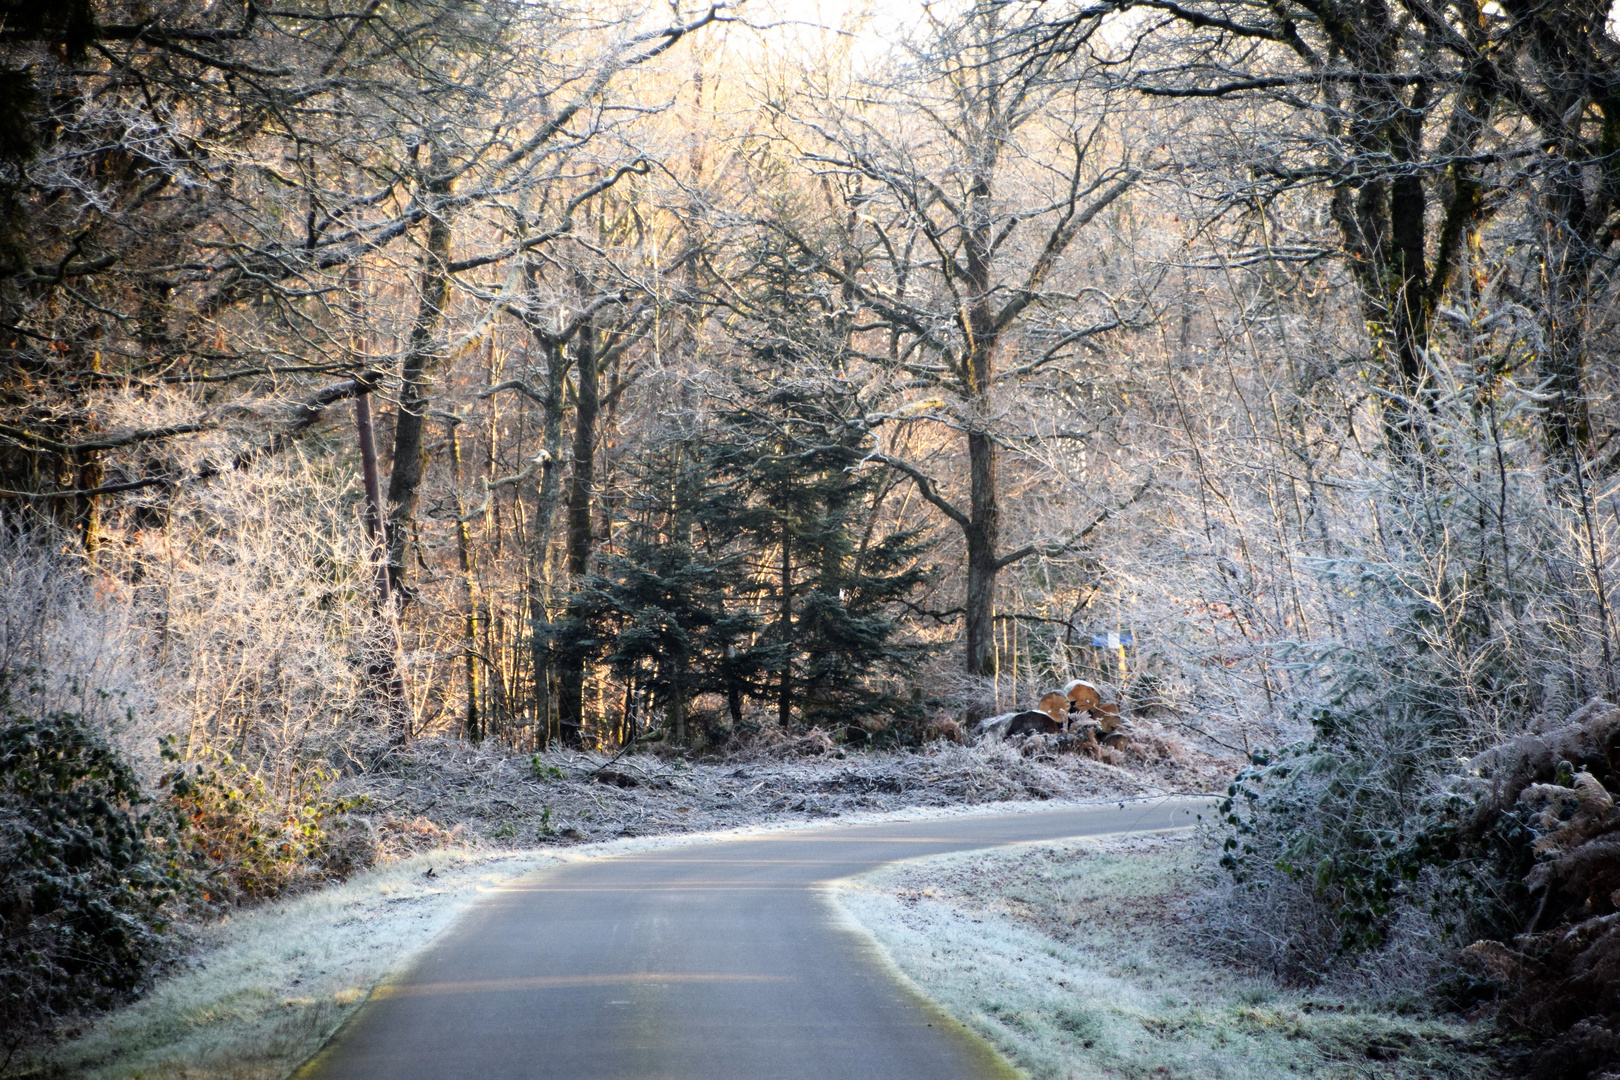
[334,727,1232,851]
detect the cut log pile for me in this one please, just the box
[972,679,1131,759]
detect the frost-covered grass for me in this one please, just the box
[23,848,560,1080]
[831,834,1500,1080]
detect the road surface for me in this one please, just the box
[298,798,1213,1080]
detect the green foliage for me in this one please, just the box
[1218,742,1531,964]
[160,741,353,902]
[557,433,766,740]
[0,683,182,1047]
[1213,697,1562,1009]
[559,400,933,744]
[708,392,934,730]
[569,511,759,728]
[529,757,564,781]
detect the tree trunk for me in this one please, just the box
[669,658,687,745]
[726,646,744,729]
[351,263,391,611]
[76,449,102,556]
[964,429,1000,679]
[667,434,697,745]
[1540,164,1598,481]
[597,346,623,555]
[385,149,454,600]
[960,229,1001,680]
[450,421,482,743]
[557,319,598,742]
[1390,169,1430,394]
[623,668,638,745]
[1385,74,1437,459]
[1325,66,1445,460]
[355,392,391,607]
[357,372,408,741]
[528,336,568,747]
[1541,288,1592,483]
[778,529,792,729]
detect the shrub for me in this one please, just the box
[0,691,182,1053]
[1203,469,1586,993]
[160,742,354,902]
[1211,700,1478,986]
[1213,694,1620,1077]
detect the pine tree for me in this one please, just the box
[560,436,766,745]
[559,391,931,746]
[709,389,932,737]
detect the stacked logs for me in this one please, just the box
[971,679,1129,757]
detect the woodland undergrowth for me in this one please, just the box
[1205,378,1620,1079]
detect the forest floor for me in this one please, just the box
[334,720,1234,857]
[833,832,1509,1080]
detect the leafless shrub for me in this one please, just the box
[61,456,407,902]
[118,457,396,778]
[0,529,162,757]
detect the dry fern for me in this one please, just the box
[1461,700,1620,1079]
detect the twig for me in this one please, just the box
[589,732,657,776]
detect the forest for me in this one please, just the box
[1,0,1618,1073]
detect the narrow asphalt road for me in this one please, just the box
[299,798,1213,1080]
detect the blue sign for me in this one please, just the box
[1091,632,1134,648]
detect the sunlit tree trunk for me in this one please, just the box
[529,337,568,747]
[558,318,598,744]
[386,144,454,600]
[450,419,483,742]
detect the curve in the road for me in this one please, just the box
[297,798,1213,1080]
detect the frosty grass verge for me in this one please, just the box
[829,833,1499,1080]
[34,847,549,1080]
[36,799,1106,1080]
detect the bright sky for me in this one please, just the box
[736,0,927,67]
[740,0,1620,58]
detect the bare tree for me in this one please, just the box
[745,2,1144,683]
[1025,0,1620,476]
